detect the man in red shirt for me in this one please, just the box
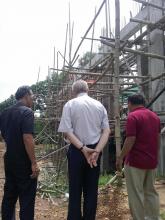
[116,94,160,220]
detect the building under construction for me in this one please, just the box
[35,0,165,195]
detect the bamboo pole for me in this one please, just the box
[106,168,124,185]
[96,82,136,85]
[57,51,59,75]
[34,66,40,111]
[114,0,121,158]
[71,0,106,65]
[37,144,70,162]
[70,21,74,65]
[49,68,148,78]
[53,47,56,71]
[101,39,165,60]
[90,7,96,67]
[133,0,165,10]
[122,72,165,91]
[146,0,152,102]
[89,56,114,88]
[130,18,154,25]
[63,24,68,68]
[58,51,70,66]
[105,0,109,38]
[107,0,111,37]
[147,86,165,108]
[69,2,71,65]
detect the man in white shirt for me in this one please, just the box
[58,80,110,220]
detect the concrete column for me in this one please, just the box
[148,0,164,111]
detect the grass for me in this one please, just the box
[99,174,113,186]
[156,175,165,181]
[161,212,165,220]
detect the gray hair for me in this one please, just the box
[72,80,89,95]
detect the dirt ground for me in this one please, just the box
[0,143,165,220]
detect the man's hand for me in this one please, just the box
[30,162,40,179]
[82,146,95,168]
[116,156,123,172]
[116,136,136,172]
[90,151,100,167]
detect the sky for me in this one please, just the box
[0,0,140,102]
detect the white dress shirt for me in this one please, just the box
[58,93,109,145]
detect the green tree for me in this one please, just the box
[0,95,16,113]
[0,71,64,113]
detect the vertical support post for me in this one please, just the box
[34,66,40,111]
[114,0,121,158]
[147,0,152,103]
[105,0,109,38]
[53,47,56,72]
[63,24,68,68]
[90,7,96,67]
[107,0,111,37]
[57,51,59,75]
[68,2,71,66]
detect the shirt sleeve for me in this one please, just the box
[21,109,34,134]
[58,102,73,133]
[126,114,137,137]
[101,106,109,129]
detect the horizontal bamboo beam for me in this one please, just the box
[68,71,148,78]
[101,39,165,60]
[124,47,165,60]
[37,144,70,162]
[49,68,147,79]
[95,82,136,86]
[133,0,165,11]
[90,89,114,92]
[90,36,147,46]
[122,72,165,91]
[64,66,91,71]
[140,72,165,86]
[89,91,113,94]
[130,18,154,26]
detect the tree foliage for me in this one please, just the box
[0,95,16,113]
[0,72,64,113]
[0,51,94,113]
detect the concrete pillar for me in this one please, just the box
[148,0,164,111]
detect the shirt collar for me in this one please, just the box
[15,101,26,107]
[77,92,88,97]
[131,106,145,112]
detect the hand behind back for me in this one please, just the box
[82,146,100,168]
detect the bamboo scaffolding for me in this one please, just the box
[122,72,165,91]
[114,0,121,158]
[71,0,106,65]
[49,68,147,78]
[90,8,96,67]
[101,39,165,60]
[130,18,154,25]
[133,0,165,11]
[63,24,68,67]
[35,0,165,191]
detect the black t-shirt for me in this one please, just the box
[0,102,34,167]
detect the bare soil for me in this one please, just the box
[0,142,164,220]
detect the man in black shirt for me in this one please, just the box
[0,86,39,220]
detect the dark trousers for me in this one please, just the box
[1,159,37,220]
[67,144,101,220]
